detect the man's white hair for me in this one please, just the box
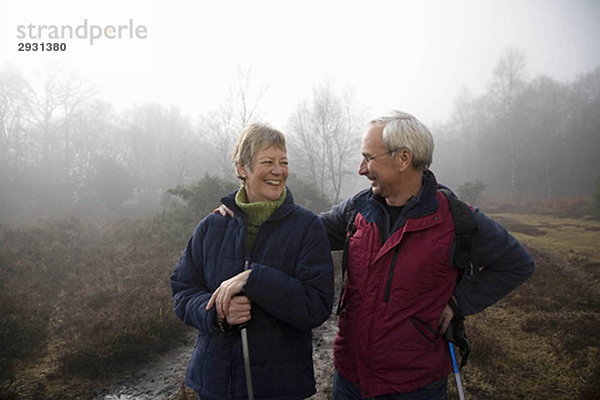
[369,111,434,171]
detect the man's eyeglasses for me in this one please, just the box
[362,150,394,164]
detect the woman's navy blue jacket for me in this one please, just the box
[170,188,334,400]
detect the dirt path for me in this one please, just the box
[308,310,337,400]
[93,334,195,400]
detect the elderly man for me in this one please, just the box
[320,111,534,399]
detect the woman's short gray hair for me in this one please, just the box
[232,123,287,182]
[369,111,434,171]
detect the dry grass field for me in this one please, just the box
[452,213,600,400]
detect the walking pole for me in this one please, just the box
[240,260,254,400]
[449,342,465,400]
[241,326,254,400]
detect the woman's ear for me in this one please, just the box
[237,163,247,179]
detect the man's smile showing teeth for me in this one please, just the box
[265,180,281,185]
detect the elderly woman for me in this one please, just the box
[170,123,334,400]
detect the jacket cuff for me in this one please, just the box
[213,313,233,333]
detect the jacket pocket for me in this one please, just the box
[409,316,439,344]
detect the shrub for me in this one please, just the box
[480,195,592,216]
[0,216,189,383]
[158,175,238,246]
[458,180,487,205]
[0,219,89,380]
[286,174,332,213]
[0,293,50,380]
[52,219,188,377]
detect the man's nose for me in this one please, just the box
[358,158,368,176]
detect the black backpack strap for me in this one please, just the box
[439,188,478,368]
[336,203,357,315]
[440,189,480,282]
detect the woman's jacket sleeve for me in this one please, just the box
[242,215,334,331]
[170,221,216,335]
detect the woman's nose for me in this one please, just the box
[271,163,284,174]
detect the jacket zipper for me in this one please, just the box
[383,246,401,303]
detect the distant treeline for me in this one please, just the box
[1,49,599,220]
[434,49,600,201]
[0,62,358,220]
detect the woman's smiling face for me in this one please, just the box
[240,146,288,203]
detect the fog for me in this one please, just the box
[2,3,600,399]
[1,0,600,219]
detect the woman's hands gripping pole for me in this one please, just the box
[206,270,252,326]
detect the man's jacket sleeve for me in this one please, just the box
[319,196,354,251]
[170,220,217,334]
[242,216,334,330]
[454,208,535,316]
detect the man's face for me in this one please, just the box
[358,124,401,199]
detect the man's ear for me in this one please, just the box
[398,148,413,170]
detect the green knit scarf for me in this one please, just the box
[235,186,286,250]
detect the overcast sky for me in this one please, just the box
[2,0,600,128]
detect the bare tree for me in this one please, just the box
[287,81,362,203]
[29,66,97,182]
[205,66,268,178]
[565,66,600,194]
[488,47,527,203]
[516,76,569,197]
[0,62,34,171]
[56,70,97,178]
[120,103,197,207]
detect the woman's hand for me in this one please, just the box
[206,269,251,321]
[225,295,252,325]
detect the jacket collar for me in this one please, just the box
[222,186,295,222]
[353,170,441,237]
[398,169,440,219]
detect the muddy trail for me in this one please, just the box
[92,333,194,400]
